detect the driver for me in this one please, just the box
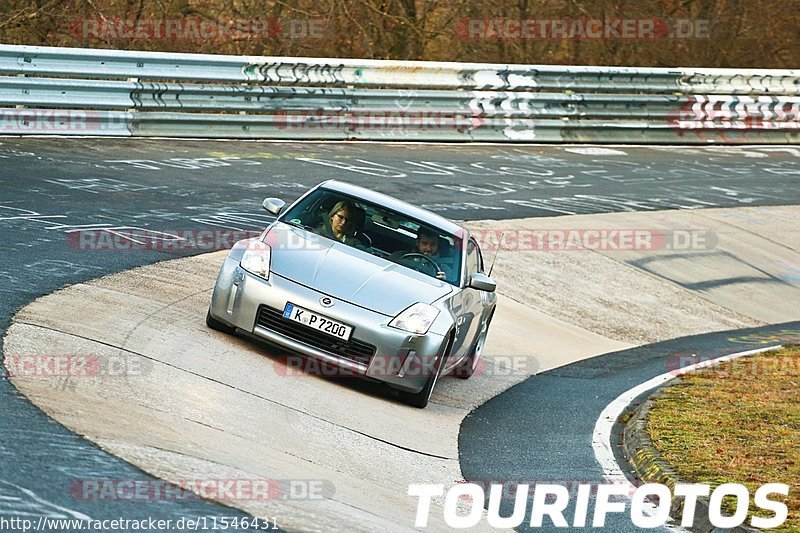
[392,226,455,281]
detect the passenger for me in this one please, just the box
[317,200,364,247]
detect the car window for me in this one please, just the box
[466,240,480,278]
[281,188,463,286]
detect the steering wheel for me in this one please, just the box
[400,253,443,278]
[355,231,372,247]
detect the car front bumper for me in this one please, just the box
[209,256,447,393]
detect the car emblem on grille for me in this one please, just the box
[320,297,334,307]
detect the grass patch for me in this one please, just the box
[647,345,799,531]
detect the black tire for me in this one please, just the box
[206,309,237,335]
[453,349,477,379]
[454,310,493,379]
[398,333,453,408]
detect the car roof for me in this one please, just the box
[318,180,466,236]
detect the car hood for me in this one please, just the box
[265,223,453,316]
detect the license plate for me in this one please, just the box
[282,302,353,341]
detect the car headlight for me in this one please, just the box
[240,243,271,279]
[389,303,439,334]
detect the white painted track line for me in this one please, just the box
[592,345,781,529]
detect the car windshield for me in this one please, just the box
[281,188,463,286]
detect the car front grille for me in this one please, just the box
[255,305,377,366]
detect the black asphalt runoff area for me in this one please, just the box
[0,138,798,531]
[460,321,800,532]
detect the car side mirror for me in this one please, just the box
[468,273,496,292]
[262,198,285,216]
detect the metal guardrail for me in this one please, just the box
[0,44,799,142]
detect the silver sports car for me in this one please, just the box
[206,180,497,408]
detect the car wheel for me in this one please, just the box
[206,309,236,335]
[399,333,453,408]
[454,311,493,379]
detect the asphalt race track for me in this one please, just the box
[1,138,799,530]
[460,320,800,532]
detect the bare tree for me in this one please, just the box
[0,0,796,67]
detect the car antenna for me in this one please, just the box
[488,232,504,277]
